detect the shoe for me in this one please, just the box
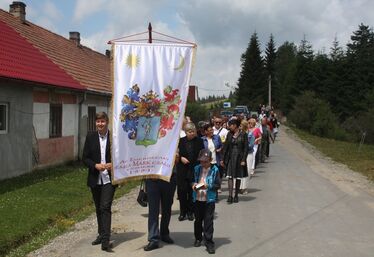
[161,235,174,244]
[178,215,186,221]
[92,236,102,245]
[233,196,239,203]
[144,242,159,251]
[227,196,233,204]
[101,241,113,252]
[206,245,215,254]
[194,240,202,247]
[187,213,194,221]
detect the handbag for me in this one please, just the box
[137,180,148,207]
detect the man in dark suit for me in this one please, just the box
[82,112,115,252]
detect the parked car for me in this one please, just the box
[220,110,233,118]
[233,105,249,117]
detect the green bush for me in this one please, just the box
[289,91,348,140]
[185,100,208,123]
[343,109,374,144]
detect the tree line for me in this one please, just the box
[236,24,374,143]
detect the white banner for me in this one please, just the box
[112,43,195,183]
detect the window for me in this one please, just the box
[0,103,8,134]
[49,104,62,138]
[88,106,96,132]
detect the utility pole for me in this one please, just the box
[268,75,272,108]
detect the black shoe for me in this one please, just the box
[92,236,102,245]
[101,241,113,252]
[227,196,233,204]
[207,245,215,254]
[194,240,202,247]
[233,196,239,203]
[161,235,174,244]
[187,213,194,221]
[144,242,159,251]
[178,215,186,221]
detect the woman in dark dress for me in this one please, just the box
[221,119,248,204]
[177,122,204,221]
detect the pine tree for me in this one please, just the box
[294,35,315,94]
[236,32,266,108]
[344,23,374,116]
[274,41,297,113]
[330,36,344,62]
[265,34,277,79]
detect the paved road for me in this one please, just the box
[38,130,374,257]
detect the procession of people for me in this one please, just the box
[83,108,279,254]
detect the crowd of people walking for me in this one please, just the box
[82,108,279,254]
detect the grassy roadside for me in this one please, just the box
[0,163,138,257]
[291,127,374,182]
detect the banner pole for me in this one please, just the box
[148,22,152,43]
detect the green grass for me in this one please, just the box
[0,163,138,257]
[292,128,374,182]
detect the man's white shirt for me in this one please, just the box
[98,131,111,185]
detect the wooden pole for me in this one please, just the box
[148,22,152,43]
[268,75,272,108]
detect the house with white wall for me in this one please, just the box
[0,2,111,179]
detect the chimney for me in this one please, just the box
[69,31,81,46]
[105,50,111,58]
[9,1,26,22]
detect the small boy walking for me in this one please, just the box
[192,149,220,254]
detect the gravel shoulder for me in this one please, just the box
[282,126,374,197]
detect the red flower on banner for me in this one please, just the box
[159,129,167,138]
[168,104,179,113]
[160,114,175,130]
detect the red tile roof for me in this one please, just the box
[0,20,84,90]
[0,9,111,94]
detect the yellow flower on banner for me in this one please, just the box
[126,54,140,68]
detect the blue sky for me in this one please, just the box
[1,0,374,97]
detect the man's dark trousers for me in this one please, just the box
[90,183,115,243]
[146,175,176,243]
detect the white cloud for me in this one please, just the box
[73,0,106,22]
[43,0,62,21]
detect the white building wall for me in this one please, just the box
[63,104,79,158]
[33,102,49,139]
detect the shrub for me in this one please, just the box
[185,100,208,123]
[343,109,374,144]
[289,91,348,140]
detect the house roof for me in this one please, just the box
[0,20,85,90]
[0,9,111,94]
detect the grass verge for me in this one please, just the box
[0,163,138,257]
[291,127,374,182]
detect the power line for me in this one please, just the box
[197,87,233,92]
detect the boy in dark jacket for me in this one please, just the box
[192,149,220,254]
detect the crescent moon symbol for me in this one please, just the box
[173,54,185,71]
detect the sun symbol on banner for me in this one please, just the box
[126,54,140,68]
